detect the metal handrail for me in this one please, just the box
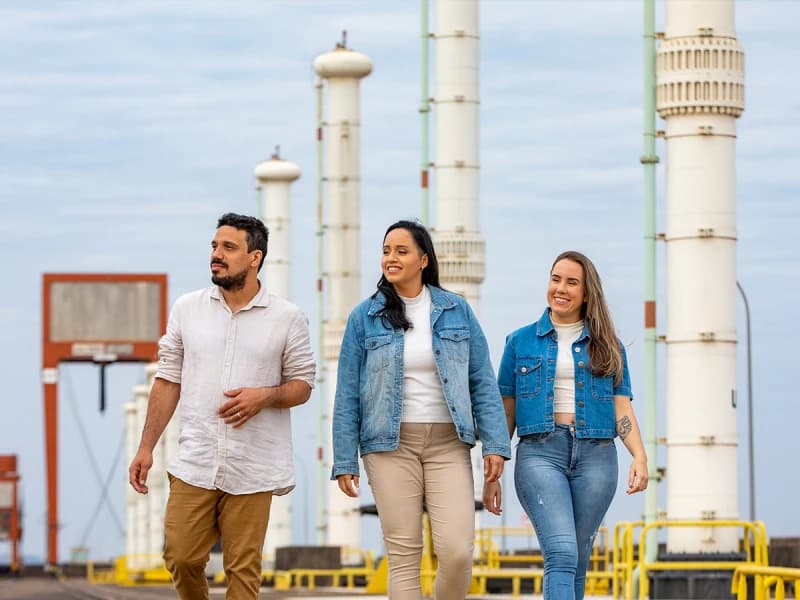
[637,520,769,599]
[732,565,800,600]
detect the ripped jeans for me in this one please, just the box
[515,424,618,600]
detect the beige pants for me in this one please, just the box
[163,474,272,600]
[363,423,475,600]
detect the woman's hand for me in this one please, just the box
[483,480,502,515]
[483,454,504,483]
[626,454,648,495]
[336,474,360,498]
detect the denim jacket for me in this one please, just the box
[331,285,512,478]
[497,308,632,439]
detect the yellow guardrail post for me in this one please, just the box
[732,565,800,600]
[637,520,770,600]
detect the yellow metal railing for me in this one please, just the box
[613,520,643,599]
[262,546,377,591]
[90,519,777,598]
[636,520,769,600]
[473,525,613,596]
[87,554,171,585]
[732,565,800,600]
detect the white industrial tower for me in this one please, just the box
[254,150,301,562]
[431,0,486,513]
[125,364,178,570]
[656,0,745,552]
[432,0,484,308]
[313,38,372,552]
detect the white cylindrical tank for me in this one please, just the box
[432,0,484,306]
[314,40,372,553]
[143,363,166,568]
[255,152,301,303]
[432,0,486,523]
[133,382,150,569]
[124,400,139,569]
[125,364,174,570]
[656,0,745,552]
[254,151,301,564]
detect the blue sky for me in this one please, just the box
[1,1,798,563]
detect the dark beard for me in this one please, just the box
[212,268,248,291]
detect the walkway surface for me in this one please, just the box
[0,579,620,600]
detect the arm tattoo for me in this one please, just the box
[616,415,633,440]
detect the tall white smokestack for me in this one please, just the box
[431,0,486,516]
[656,0,744,552]
[313,36,372,552]
[254,150,301,562]
[125,363,170,570]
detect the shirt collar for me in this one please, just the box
[536,307,590,341]
[368,284,455,316]
[210,282,270,311]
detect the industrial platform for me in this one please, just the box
[0,579,605,600]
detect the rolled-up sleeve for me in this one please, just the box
[281,310,316,389]
[614,341,633,399]
[156,300,184,384]
[497,334,517,398]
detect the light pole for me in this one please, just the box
[736,281,754,522]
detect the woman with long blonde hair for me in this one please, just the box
[484,251,647,600]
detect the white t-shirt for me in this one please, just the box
[399,286,452,423]
[553,320,585,414]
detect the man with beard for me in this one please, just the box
[128,213,315,600]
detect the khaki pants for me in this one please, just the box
[363,423,475,600]
[163,474,272,600]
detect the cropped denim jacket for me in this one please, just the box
[497,308,632,439]
[331,285,512,478]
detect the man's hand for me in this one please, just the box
[219,387,271,427]
[336,474,360,498]
[483,454,504,483]
[129,448,153,494]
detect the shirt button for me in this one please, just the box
[575,347,581,352]
[578,420,585,426]
[578,401,585,407]
[578,361,585,368]
[443,378,448,384]
[521,366,527,373]
[577,381,584,388]
[436,349,441,355]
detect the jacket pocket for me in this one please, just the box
[515,356,543,397]
[437,328,470,363]
[590,375,614,400]
[365,333,393,370]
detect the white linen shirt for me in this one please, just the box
[156,284,315,495]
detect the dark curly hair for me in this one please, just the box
[217,213,269,272]
[373,220,441,330]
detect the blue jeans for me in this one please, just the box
[515,425,618,600]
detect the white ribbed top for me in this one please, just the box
[400,286,451,423]
[553,320,584,414]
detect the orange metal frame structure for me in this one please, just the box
[41,273,167,566]
[0,455,20,572]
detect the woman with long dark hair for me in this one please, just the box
[484,251,648,600]
[332,220,511,600]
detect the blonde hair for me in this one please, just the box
[551,251,623,385]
